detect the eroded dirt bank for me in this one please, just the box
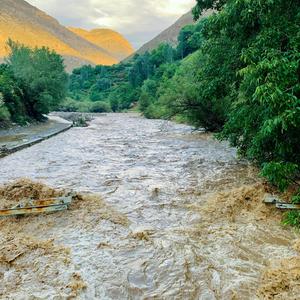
[0,113,299,299]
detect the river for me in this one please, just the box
[0,113,298,299]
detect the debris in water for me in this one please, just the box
[264,194,281,204]
[276,202,300,210]
[0,178,64,209]
[0,179,129,225]
[0,196,72,217]
[189,183,282,223]
[0,179,129,298]
[258,257,300,299]
[293,239,300,253]
[0,236,76,299]
[66,273,87,298]
[97,242,112,249]
[150,187,160,199]
[72,193,129,226]
[131,231,151,241]
[264,194,300,210]
[130,228,154,241]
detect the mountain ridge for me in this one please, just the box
[135,11,194,55]
[68,27,134,61]
[130,9,212,58]
[0,0,134,71]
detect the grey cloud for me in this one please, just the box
[26,0,195,49]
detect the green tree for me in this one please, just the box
[90,101,112,113]
[108,83,138,111]
[0,64,27,124]
[218,0,300,188]
[190,0,300,192]
[129,52,153,87]
[0,92,11,124]
[139,79,158,114]
[150,43,175,67]
[6,40,68,120]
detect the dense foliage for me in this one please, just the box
[215,0,300,191]
[67,63,132,112]
[67,43,178,113]
[0,40,68,125]
[178,0,300,225]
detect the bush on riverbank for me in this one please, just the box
[0,94,10,126]
[0,40,68,125]
[58,98,112,113]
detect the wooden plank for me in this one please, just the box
[30,196,72,207]
[276,203,300,210]
[264,194,281,204]
[11,196,72,208]
[0,204,68,217]
[0,196,72,217]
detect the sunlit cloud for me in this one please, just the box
[26,0,196,49]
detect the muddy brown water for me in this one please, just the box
[0,113,298,299]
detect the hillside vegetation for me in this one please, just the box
[68,0,300,225]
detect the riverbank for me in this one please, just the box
[0,115,72,158]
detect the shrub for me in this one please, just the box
[58,98,91,112]
[90,101,111,113]
[0,93,10,123]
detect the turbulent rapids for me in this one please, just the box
[0,113,299,299]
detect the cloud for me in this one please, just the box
[26,0,195,49]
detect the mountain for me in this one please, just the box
[133,10,212,56]
[0,0,134,71]
[68,28,134,61]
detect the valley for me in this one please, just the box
[0,0,299,299]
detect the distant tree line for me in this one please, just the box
[0,40,68,126]
[65,26,203,114]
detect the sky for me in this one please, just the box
[26,0,195,49]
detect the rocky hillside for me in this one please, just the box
[0,0,134,71]
[134,11,194,55]
[133,10,212,57]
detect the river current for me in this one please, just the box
[0,113,297,299]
